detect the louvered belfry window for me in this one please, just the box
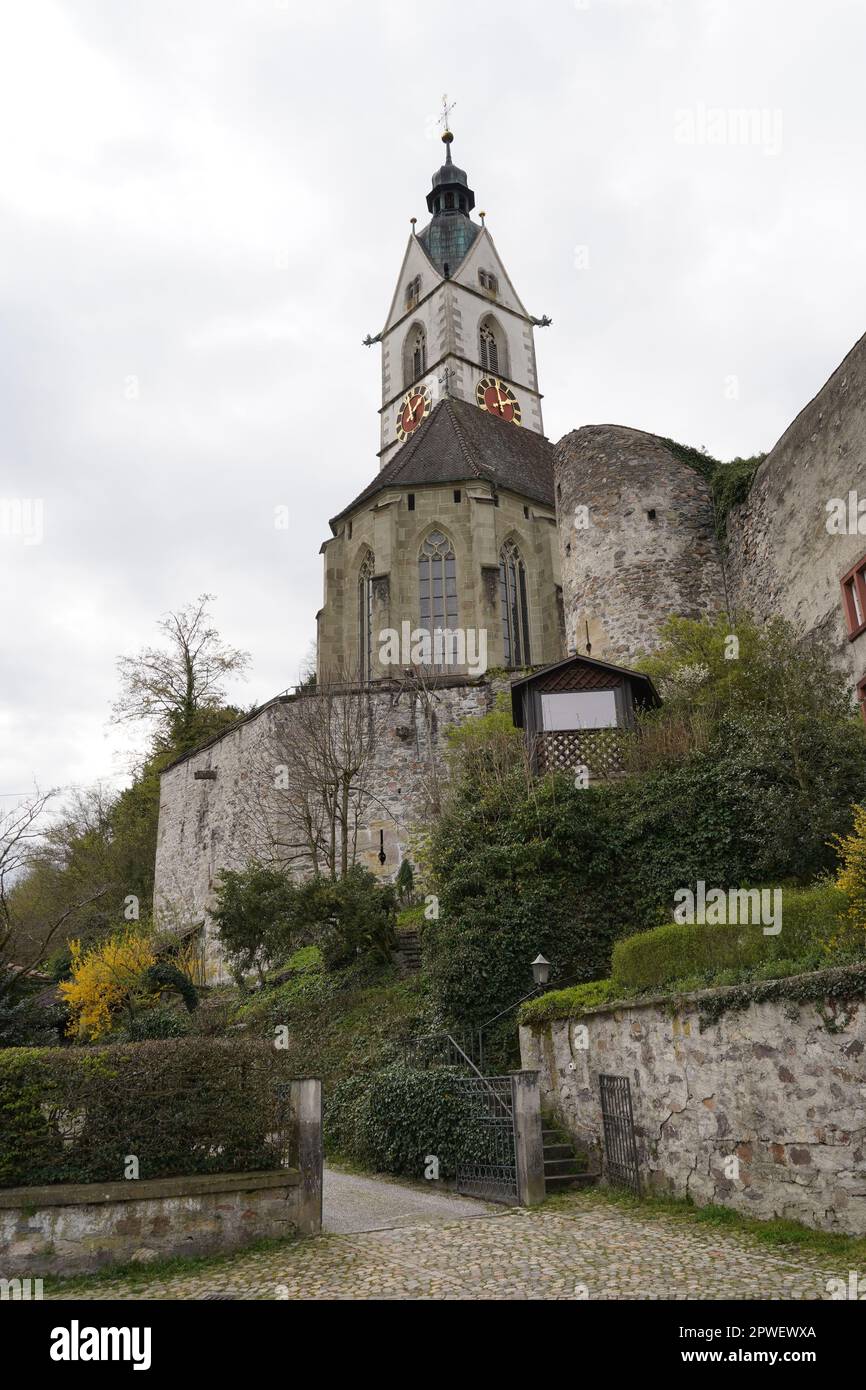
[419,531,458,665]
[480,321,499,373]
[412,325,426,380]
[499,540,531,667]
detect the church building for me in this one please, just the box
[316,128,564,683]
[154,118,866,976]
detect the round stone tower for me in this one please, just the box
[554,425,727,664]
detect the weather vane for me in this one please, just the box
[439,93,456,137]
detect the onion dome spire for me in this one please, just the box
[419,128,478,276]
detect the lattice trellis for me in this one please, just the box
[535,728,625,780]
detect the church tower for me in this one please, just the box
[317,121,563,685]
[377,128,545,467]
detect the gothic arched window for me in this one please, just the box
[479,315,508,376]
[404,323,427,386]
[499,540,531,667]
[419,531,458,666]
[358,549,375,681]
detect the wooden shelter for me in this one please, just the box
[510,654,661,779]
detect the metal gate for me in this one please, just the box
[455,1075,519,1204]
[599,1073,641,1194]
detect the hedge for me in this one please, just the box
[519,884,863,1025]
[325,1064,509,1181]
[0,1039,296,1188]
[611,883,852,993]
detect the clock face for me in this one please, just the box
[396,386,431,442]
[476,376,522,425]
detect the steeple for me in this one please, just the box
[418,131,479,276]
[375,111,546,467]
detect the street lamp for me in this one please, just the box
[531,953,551,988]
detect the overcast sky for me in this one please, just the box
[2,0,865,805]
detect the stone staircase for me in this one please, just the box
[542,1115,597,1194]
[394,928,422,976]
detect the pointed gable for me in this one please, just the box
[453,226,528,317]
[382,234,443,334]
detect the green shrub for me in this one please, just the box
[142,961,198,1013]
[211,862,299,977]
[0,977,67,1048]
[325,1064,508,1180]
[230,963,426,1088]
[395,858,415,904]
[0,1039,296,1188]
[119,1005,190,1041]
[425,780,633,1036]
[299,868,398,971]
[611,883,852,993]
[422,618,866,1038]
[44,946,74,983]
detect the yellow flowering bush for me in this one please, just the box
[60,931,157,1041]
[831,803,866,936]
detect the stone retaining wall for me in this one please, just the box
[154,676,509,978]
[519,972,866,1234]
[0,1170,307,1277]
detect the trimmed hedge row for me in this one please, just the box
[325,1065,507,1181]
[0,1039,295,1188]
[610,883,852,992]
[519,884,862,1025]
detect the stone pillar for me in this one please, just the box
[288,1078,323,1236]
[511,1069,546,1207]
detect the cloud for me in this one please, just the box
[0,0,864,803]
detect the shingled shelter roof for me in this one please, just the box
[330,397,555,530]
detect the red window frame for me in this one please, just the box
[840,554,866,639]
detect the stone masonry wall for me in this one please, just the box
[154,678,504,977]
[554,425,727,665]
[520,974,866,1234]
[725,329,866,687]
[318,481,562,684]
[0,1171,304,1277]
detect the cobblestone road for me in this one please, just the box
[50,1188,846,1301]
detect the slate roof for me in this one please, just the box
[330,398,555,529]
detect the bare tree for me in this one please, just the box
[241,665,386,880]
[112,593,250,748]
[0,790,109,996]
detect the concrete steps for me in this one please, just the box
[394,929,422,976]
